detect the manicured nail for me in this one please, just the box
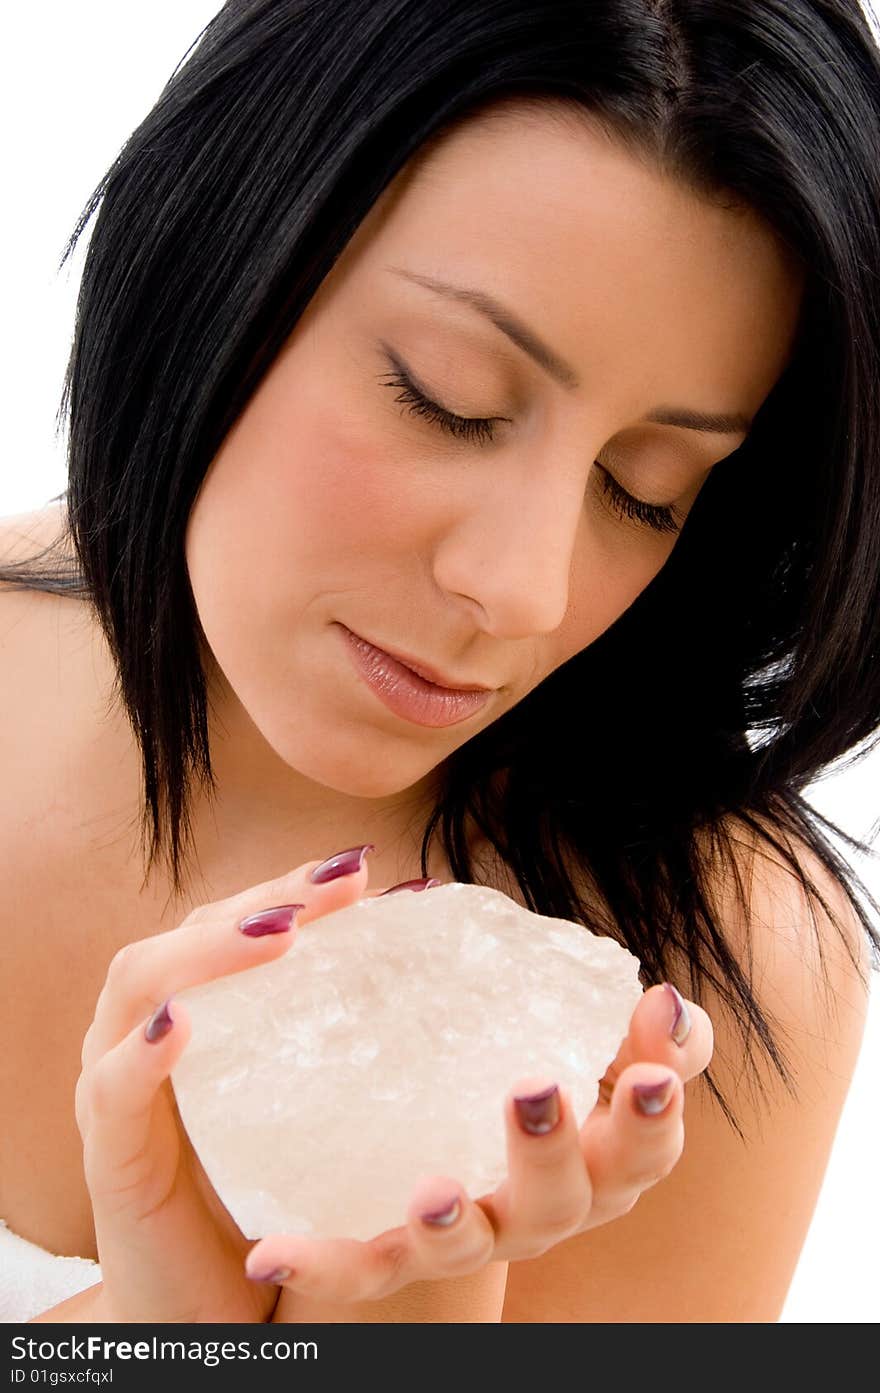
[663,983,692,1045]
[247,1265,292,1283]
[514,1084,560,1135]
[309,844,376,883]
[632,1075,676,1117]
[238,904,304,937]
[421,1197,460,1226]
[381,878,443,894]
[145,999,174,1043]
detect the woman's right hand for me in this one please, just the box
[74,843,379,1323]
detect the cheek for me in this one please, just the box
[287,412,410,550]
[192,392,412,599]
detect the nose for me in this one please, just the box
[432,451,588,638]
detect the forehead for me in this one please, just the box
[348,100,805,427]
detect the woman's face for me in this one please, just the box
[185,101,803,824]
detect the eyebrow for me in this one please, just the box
[388,266,752,438]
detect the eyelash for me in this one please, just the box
[379,362,683,536]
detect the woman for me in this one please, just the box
[2,0,879,1323]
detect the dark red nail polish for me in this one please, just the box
[239,904,304,937]
[663,983,692,1045]
[309,844,375,884]
[246,1265,292,1283]
[380,878,442,894]
[145,999,174,1043]
[514,1084,560,1135]
[632,1075,676,1116]
[420,1197,460,1226]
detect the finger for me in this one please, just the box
[81,844,376,1071]
[580,1061,686,1221]
[80,997,271,1323]
[402,1175,495,1281]
[366,878,444,897]
[472,1077,592,1262]
[629,984,714,1077]
[83,997,192,1217]
[245,1178,496,1303]
[598,983,714,1099]
[245,1229,409,1304]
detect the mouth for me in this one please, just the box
[338,626,496,693]
[337,625,496,730]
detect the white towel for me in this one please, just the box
[0,1218,101,1324]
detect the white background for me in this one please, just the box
[2,2,878,1322]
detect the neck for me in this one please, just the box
[178,664,449,904]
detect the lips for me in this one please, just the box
[340,626,494,694]
[340,625,494,729]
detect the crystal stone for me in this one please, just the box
[170,881,643,1242]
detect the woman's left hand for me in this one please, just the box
[249,973,713,1313]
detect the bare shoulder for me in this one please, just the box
[0,501,70,569]
[0,501,132,930]
[501,813,873,1322]
[694,809,873,1053]
[0,505,99,785]
[0,502,146,872]
[0,501,81,652]
[0,502,149,938]
[0,503,155,1243]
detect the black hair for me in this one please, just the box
[4,0,880,1138]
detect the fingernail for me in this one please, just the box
[309,844,376,884]
[514,1084,560,1135]
[145,999,174,1043]
[238,904,304,937]
[421,1197,460,1226]
[632,1075,676,1117]
[663,983,692,1045]
[380,878,443,894]
[246,1265,292,1283]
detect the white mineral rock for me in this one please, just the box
[170,881,643,1242]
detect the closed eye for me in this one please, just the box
[591,463,683,536]
[379,357,508,447]
[379,351,684,536]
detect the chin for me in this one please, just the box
[267,718,442,802]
